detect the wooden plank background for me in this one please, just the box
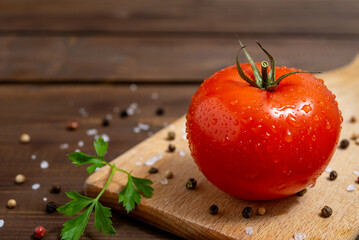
[0,0,358,239]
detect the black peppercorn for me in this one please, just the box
[329,171,338,181]
[167,131,176,141]
[46,201,57,213]
[242,207,253,219]
[167,144,176,152]
[102,118,109,127]
[156,108,164,116]
[50,183,61,194]
[321,205,332,218]
[148,167,158,174]
[186,178,197,190]
[209,205,218,215]
[120,109,128,118]
[339,139,349,149]
[296,188,307,196]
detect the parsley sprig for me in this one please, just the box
[58,137,154,240]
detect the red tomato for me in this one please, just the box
[186,61,342,200]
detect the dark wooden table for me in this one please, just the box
[0,1,358,239]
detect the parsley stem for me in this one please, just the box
[95,167,117,201]
[104,162,129,175]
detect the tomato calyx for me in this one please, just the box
[236,39,321,92]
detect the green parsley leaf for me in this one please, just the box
[60,203,95,240]
[118,174,154,213]
[94,202,116,235]
[67,152,104,174]
[94,137,108,158]
[57,191,93,216]
[118,175,141,213]
[132,176,154,198]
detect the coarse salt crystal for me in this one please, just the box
[75,149,80,152]
[0,219,4,228]
[43,197,47,201]
[245,227,253,235]
[129,84,138,91]
[101,134,110,142]
[325,167,332,173]
[294,233,306,240]
[347,184,356,192]
[160,178,168,185]
[353,170,359,176]
[169,125,175,130]
[78,141,84,147]
[182,134,187,140]
[145,154,163,166]
[179,150,186,157]
[133,127,141,133]
[86,129,98,136]
[60,143,69,149]
[138,123,150,131]
[151,92,159,100]
[79,108,88,118]
[106,114,113,120]
[95,167,101,172]
[162,122,168,127]
[136,162,142,166]
[129,102,138,109]
[40,160,49,169]
[32,183,40,190]
[31,154,37,160]
[127,108,135,116]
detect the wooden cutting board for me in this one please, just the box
[85,55,359,240]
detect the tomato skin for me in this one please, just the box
[186,63,342,200]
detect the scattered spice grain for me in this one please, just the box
[67,121,78,130]
[167,144,176,152]
[7,199,16,208]
[34,226,46,239]
[209,205,219,215]
[339,139,349,149]
[102,118,110,127]
[148,167,158,174]
[50,183,61,194]
[329,171,338,181]
[321,205,332,218]
[156,108,164,116]
[167,131,176,141]
[19,133,30,143]
[46,202,57,213]
[186,178,197,190]
[350,116,357,123]
[296,188,307,196]
[165,170,173,179]
[14,174,25,184]
[242,207,253,219]
[257,207,266,216]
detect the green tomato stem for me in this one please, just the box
[261,61,269,88]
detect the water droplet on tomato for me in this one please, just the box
[265,113,271,119]
[301,104,312,113]
[284,130,293,142]
[230,100,238,106]
[313,115,319,121]
[286,114,301,127]
[271,125,278,133]
[326,121,331,129]
[312,134,316,141]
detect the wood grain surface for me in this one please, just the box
[0,37,358,82]
[0,0,358,35]
[85,56,359,240]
